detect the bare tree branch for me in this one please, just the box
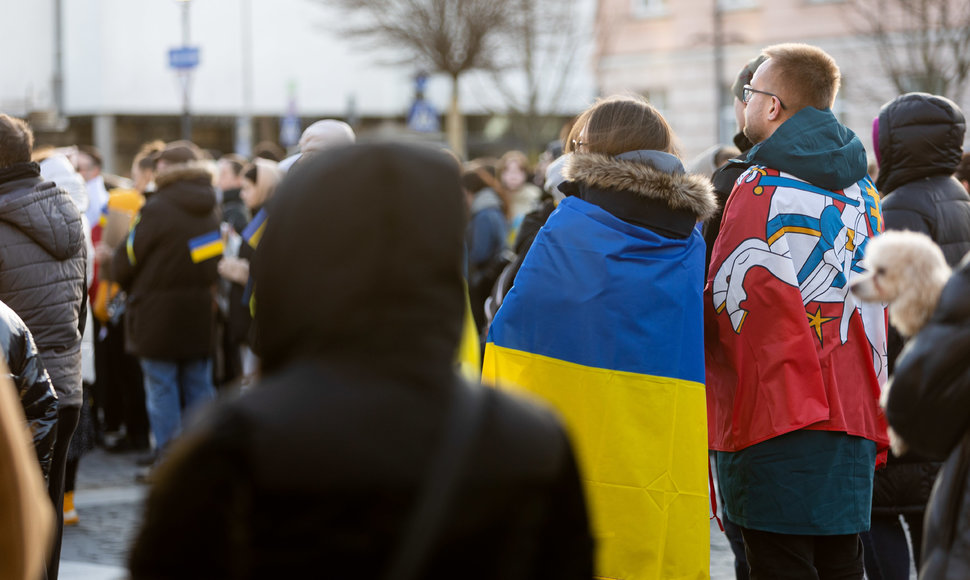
[851,0,970,100]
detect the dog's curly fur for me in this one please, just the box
[850,230,952,455]
[850,230,951,338]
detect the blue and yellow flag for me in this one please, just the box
[242,208,267,249]
[187,230,224,263]
[483,196,709,580]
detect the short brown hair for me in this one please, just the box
[762,43,841,111]
[0,115,34,168]
[568,95,677,157]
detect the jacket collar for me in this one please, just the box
[564,150,717,222]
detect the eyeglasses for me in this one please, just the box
[742,85,787,110]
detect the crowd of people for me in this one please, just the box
[0,41,968,579]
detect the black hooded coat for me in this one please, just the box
[128,143,593,579]
[871,93,970,520]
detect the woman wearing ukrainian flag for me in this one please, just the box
[483,95,716,580]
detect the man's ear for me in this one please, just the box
[766,98,783,122]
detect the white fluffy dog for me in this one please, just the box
[850,230,952,455]
[851,230,951,338]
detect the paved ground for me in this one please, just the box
[60,447,893,580]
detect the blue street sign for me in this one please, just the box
[407,99,440,133]
[169,46,200,70]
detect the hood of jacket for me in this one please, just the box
[875,92,966,194]
[564,150,717,222]
[0,164,84,260]
[153,161,218,215]
[469,187,503,215]
[747,106,868,191]
[253,143,466,376]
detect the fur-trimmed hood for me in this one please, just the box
[154,160,216,190]
[564,151,717,222]
[153,161,218,216]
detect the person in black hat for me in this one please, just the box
[128,142,593,579]
[107,139,221,474]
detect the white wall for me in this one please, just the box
[1,0,596,120]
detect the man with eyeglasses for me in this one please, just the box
[705,43,888,579]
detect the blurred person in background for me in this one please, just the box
[75,145,110,230]
[90,141,161,459]
[279,118,357,171]
[36,149,98,527]
[461,166,507,335]
[129,143,592,579]
[107,140,220,476]
[217,158,284,383]
[496,150,542,242]
[863,91,970,579]
[216,154,249,235]
[703,54,767,275]
[0,114,87,580]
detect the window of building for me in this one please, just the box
[631,0,668,19]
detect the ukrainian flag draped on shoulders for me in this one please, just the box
[705,106,889,458]
[484,150,716,580]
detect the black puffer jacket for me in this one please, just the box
[0,163,86,408]
[876,92,970,266]
[129,144,593,579]
[886,255,970,579]
[873,93,970,514]
[0,299,57,478]
[112,162,220,359]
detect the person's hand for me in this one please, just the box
[94,242,114,266]
[217,257,250,285]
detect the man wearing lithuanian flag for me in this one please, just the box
[706,44,889,578]
[484,95,717,579]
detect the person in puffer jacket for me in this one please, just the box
[885,254,970,580]
[864,92,970,578]
[0,114,87,580]
[0,299,58,480]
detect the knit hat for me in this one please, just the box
[731,55,768,102]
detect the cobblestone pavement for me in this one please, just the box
[56,448,788,580]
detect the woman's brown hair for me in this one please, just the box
[566,95,678,157]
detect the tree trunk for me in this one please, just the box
[446,74,466,160]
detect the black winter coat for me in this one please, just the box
[873,93,970,513]
[876,92,970,266]
[129,144,593,579]
[0,299,58,479]
[0,163,86,407]
[886,255,970,579]
[112,162,220,359]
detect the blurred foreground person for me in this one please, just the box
[129,143,592,579]
[885,254,970,579]
[0,358,55,580]
[484,95,716,580]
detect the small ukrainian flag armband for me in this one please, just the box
[188,230,225,263]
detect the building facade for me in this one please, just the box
[595,0,970,162]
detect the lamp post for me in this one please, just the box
[176,0,193,141]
